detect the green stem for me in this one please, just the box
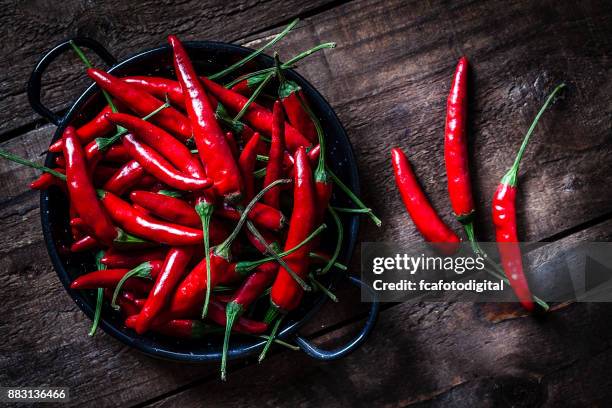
[0,149,66,180]
[234,223,326,274]
[221,301,243,381]
[247,221,311,291]
[111,261,153,310]
[309,252,347,270]
[195,199,214,318]
[256,335,300,351]
[309,274,338,302]
[157,190,182,198]
[254,167,267,179]
[89,250,106,336]
[215,178,292,260]
[258,316,283,363]
[328,169,382,227]
[319,205,343,276]
[256,154,269,162]
[209,18,299,81]
[463,221,481,256]
[232,71,274,123]
[501,83,566,187]
[332,207,373,214]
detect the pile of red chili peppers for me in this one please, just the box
[392,57,565,312]
[0,19,382,380]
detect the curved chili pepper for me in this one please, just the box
[63,126,118,245]
[122,134,212,191]
[269,147,317,313]
[49,105,116,152]
[70,235,100,252]
[391,148,460,255]
[103,160,145,195]
[445,58,477,237]
[101,247,169,269]
[122,76,186,107]
[70,265,159,293]
[98,190,225,246]
[279,80,317,143]
[87,68,192,140]
[30,167,65,190]
[130,190,200,226]
[201,76,311,151]
[216,202,286,232]
[262,102,286,208]
[238,132,262,202]
[107,113,206,179]
[493,83,565,312]
[168,35,243,202]
[133,246,195,334]
[221,261,278,379]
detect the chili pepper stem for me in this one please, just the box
[0,149,66,180]
[195,200,214,318]
[309,274,339,302]
[111,261,153,309]
[258,316,283,363]
[462,221,482,255]
[232,71,274,123]
[328,169,382,227]
[256,335,300,351]
[221,301,243,381]
[319,205,344,276]
[89,250,106,336]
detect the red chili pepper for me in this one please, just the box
[130,190,201,227]
[445,57,475,229]
[238,132,262,202]
[107,113,206,179]
[201,76,311,152]
[103,144,130,163]
[225,131,239,159]
[87,69,192,140]
[103,160,145,195]
[168,35,243,202]
[70,262,161,292]
[216,202,286,232]
[101,247,169,269]
[391,148,460,255]
[30,167,65,190]
[126,315,213,339]
[92,165,120,185]
[98,190,225,245]
[279,80,317,143]
[122,76,186,107]
[70,235,100,252]
[105,289,142,317]
[63,126,118,245]
[122,134,212,191]
[54,155,66,167]
[208,300,268,334]
[262,102,286,208]
[493,83,565,312]
[269,147,316,313]
[49,105,117,152]
[134,246,195,334]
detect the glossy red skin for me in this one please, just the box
[135,246,195,334]
[49,105,116,152]
[216,202,286,231]
[230,79,252,96]
[492,183,535,311]
[282,89,317,144]
[105,289,142,317]
[30,168,65,190]
[122,134,211,191]
[391,148,460,255]
[314,181,333,224]
[225,131,239,159]
[201,76,312,152]
[445,57,474,220]
[270,147,317,312]
[103,160,145,195]
[238,132,261,202]
[70,235,99,252]
[168,35,243,202]
[247,228,280,254]
[130,191,200,227]
[70,262,162,292]
[63,127,117,245]
[103,145,130,163]
[207,300,268,334]
[232,262,278,309]
[99,191,224,245]
[107,113,206,179]
[263,102,286,208]
[101,247,169,269]
[87,68,192,140]
[122,76,185,107]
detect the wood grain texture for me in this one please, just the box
[0,0,611,406]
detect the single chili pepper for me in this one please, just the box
[63,126,118,245]
[225,131,239,159]
[126,315,217,338]
[101,247,169,269]
[168,35,243,202]
[49,105,117,153]
[70,268,155,294]
[221,261,279,379]
[30,167,65,190]
[87,68,192,140]
[493,83,565,312]
[107,113,206,179]
[167,179,291,317]
[444,57,480,249]
[103,144,130,163]
[201,76,311,152]
[98,190,225,246]
[216,202,286,232]
[133,247,195,334]
[130,190,200,226]
[122,134,212,191]
[262,101,286,208]
[70,235,99,252]
[122,76,186,107]
[69,217,88,235]
[268,147,317,316]
[391,147,460,255]
[238,132,262,202]
[103,160,145,195]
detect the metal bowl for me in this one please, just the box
[29,37,378,362]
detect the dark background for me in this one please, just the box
[0,0,611,406]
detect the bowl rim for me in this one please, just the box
[40,40,360,362]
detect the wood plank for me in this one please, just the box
[0,0,335,135]
[144,220,612,407]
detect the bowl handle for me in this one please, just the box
[27,37,117,126]
[292,275,379,361]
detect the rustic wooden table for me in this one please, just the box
[1,0,611,406]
